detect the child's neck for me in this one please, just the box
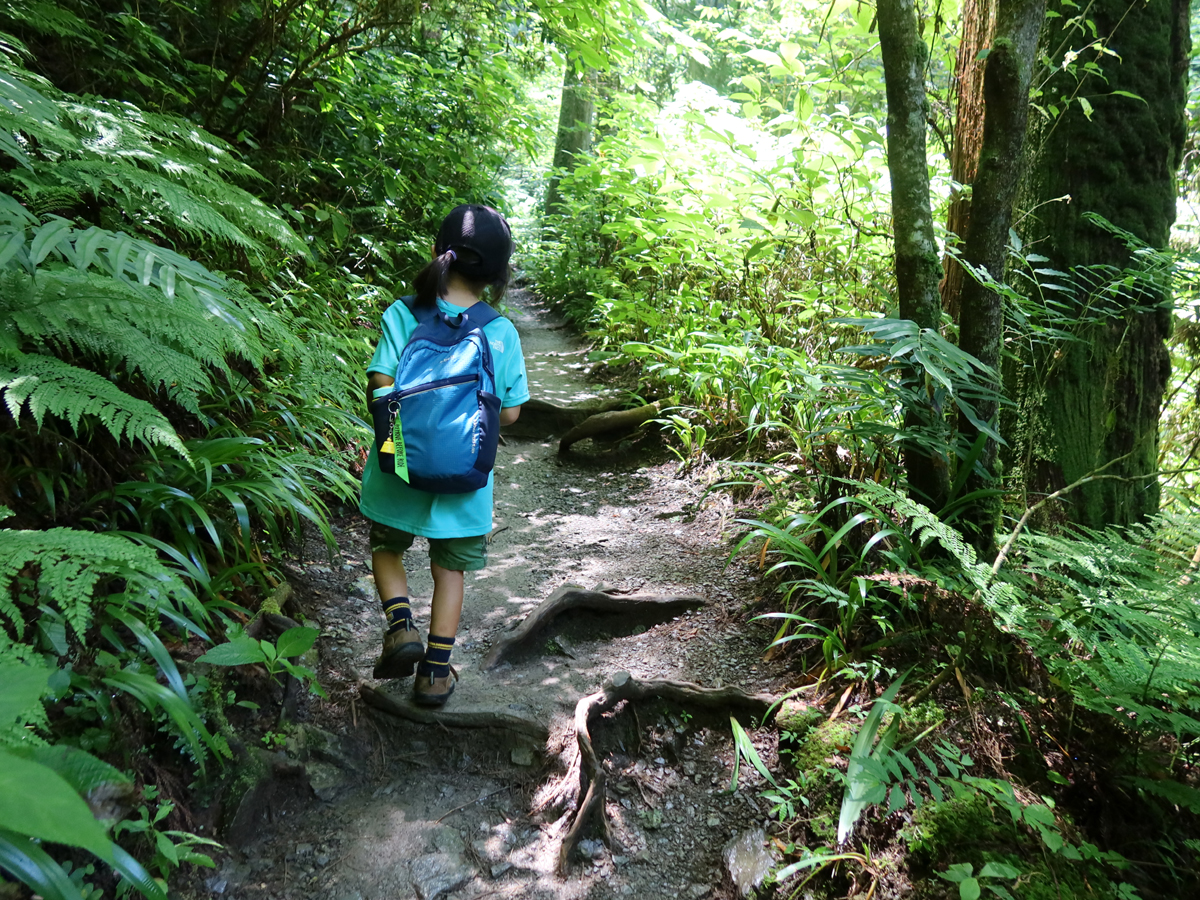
[441,275,482,309]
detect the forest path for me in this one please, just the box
[202,289,790,900]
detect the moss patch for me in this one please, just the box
[902,793,1124,900]
[788,717,859,774]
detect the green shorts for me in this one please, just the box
[368,521,488,572]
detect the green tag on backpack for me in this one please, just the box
[391,411,409,482]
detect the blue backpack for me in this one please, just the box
[372,296,502,493]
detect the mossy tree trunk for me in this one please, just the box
[878,0,950,510]
[1013,0,1189,527]
[543,63,596,229]
[955,0,1045,550]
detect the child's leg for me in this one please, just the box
[414,535,485,704]
[368,523,422,679]
[428,562,464,638]
[419,561,463,681]
[372,548,410,608]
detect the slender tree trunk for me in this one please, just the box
[878,0,950,510]
[956,0,1045,550]
[543,64,596,230]
[940,0,996,319]
[1013,0,1189,527]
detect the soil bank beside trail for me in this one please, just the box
[198,289,790,900]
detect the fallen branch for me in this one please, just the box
[558,400,669,454]
[481,586,704,671]
[557,671,776,873]
[358,684,549,741]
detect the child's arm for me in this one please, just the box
[366,372,394,410]
[499,405,521,426]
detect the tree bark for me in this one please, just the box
[878,0,951,510]
[940,0,997,319]
[1013,0,1189,527]
[543,63,596,228]
[955,0,1045,550]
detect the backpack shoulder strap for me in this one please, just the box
[400,294,439,327]
[463,301,500,328]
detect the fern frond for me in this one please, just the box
[0,218,302,416]
[62,160,261,250]
[0,525,186,637]
[0,49,304,255]
[0,351,187,456]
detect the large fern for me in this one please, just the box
[0,351,187,455]
[0,35,305,255]
[0,213,305,454]
[0,505,199,638]
[850,480,1200,736]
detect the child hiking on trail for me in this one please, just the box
[359,204,528,707]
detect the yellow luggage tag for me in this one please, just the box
[390,403,409,483]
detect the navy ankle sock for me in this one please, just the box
[417,634,455,678]
[382,596,413,634]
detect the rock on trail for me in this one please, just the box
[197,289,791,900]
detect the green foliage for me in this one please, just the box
[0,662,174,900]
[197,624,324,696]
[937,861,1021,900]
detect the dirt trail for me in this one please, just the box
[199,289,790,900]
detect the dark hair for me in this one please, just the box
[413,204,513,308]
[413,247,510,309]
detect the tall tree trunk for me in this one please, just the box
[940,0,997,319]
[956,0,1045,550]
[1014,0,1189,527]
[543,63,596,230]
[878,0,951,510]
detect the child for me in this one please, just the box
[359,205,528,706]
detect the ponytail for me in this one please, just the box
[413,248,457,309]
[412,247,511,308]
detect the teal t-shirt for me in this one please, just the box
[359,297,529,539]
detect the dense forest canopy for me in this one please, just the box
[2,0,1200,897]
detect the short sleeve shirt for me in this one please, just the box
[358,297,529,539]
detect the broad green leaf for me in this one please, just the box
[110,842,167,900]
[959,877,981,900]
[9,744,129,795]
[196,636,267,666]
[0,827,85,900]
[0,661,49,725]
[746,48,782,68]
[29,218,72,266]
[275,626,319,659]
[0,230,25,268]
[940,862,974,883]
[979,862,1020,879]
[0,750,112,859]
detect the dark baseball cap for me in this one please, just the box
[435,204,512,281]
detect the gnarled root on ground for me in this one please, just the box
[482,585,704,671]
[358,684,549,741]
[501,397,624,441]
[557,400,669,454]
[557,672,777,873]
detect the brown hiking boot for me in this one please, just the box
[413,666,458,707]
[372,627,423,679]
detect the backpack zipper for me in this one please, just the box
[397,373,478,399]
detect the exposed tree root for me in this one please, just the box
[501,397,624,441]
[481,585,704,671]
[556,671,777,873]
[358,684,549,741]
[558,400,669,454]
